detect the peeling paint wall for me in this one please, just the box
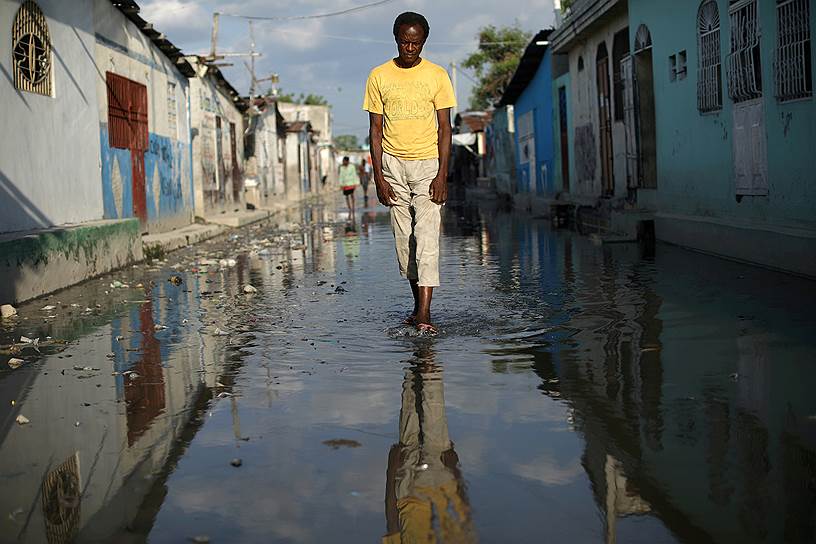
[188,69,246,218]
[93,0,192,233]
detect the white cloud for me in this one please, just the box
[513,454,583,486]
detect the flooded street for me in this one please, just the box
[2,195,816,544]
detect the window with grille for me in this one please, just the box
[775,0,812,102]
[727,0,763,103]
[12,1,52,97]
[167,82,178,138]
[612,28,630,121]
[698,0,723,111]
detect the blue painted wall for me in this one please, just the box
[513,48,556,196]
[628,0,816,232]
[100,126,192,231]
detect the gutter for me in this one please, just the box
[551,0,624,52]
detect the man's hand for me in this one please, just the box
[376,179,397,207]
[429,174,447,205]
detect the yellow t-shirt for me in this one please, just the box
[363,59,456,161]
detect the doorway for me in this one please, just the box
[596,43,614,196]
[106,72,148,224]
[633,24,657,189]
[558,86,570,192]
[229,122,242,202]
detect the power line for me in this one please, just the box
[219,0,398,21]
[271,27,526,46]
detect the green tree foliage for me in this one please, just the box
[334,134,360,150]
[462,24,532,110]
[275,90,329,106]
[302,94,328,106]
[561,0,576,13]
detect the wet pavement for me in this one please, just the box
[2,195,816,544]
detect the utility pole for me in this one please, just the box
[199,12,262,67]
[450,62,458,116]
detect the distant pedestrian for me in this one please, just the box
[363,11,455,335]
[338,156,359,213]
[358,158,372,202]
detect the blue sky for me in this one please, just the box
[141,0,556,139]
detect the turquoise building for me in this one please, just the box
[626,0,816,276]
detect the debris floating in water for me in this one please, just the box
[1,304,18,319]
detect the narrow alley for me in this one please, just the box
[2,195,815,543]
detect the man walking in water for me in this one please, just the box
[363,11,455,334]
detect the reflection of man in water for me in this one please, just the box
[383,348,473,543]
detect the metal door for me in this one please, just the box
[728,0,768,196]
[733,100,768,195]
[621,55,640,189]
[106,72,148,223]
[558,86,570,192]
[596,52,614,195]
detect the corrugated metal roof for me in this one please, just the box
[108,0,195,77]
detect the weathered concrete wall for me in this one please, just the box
[92,0,193,233]
[629,0,816,275]
[0,219,143,303]
[278,103,336,186]
[0,0,104,234]
[284,131,305,202]
[189,68,246,218]
[565,11,629,199]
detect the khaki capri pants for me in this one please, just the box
[382,152,442,287]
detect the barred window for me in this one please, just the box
[775,0,812,101]
[727,0,763,103]
[167,82,178,138]
[12,1,52,97]
[697,0,722,112]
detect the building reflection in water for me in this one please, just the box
[474,206,816,543]
[383,346,474,543]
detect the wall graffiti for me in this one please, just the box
[574,124,597,183]
[100,124,191,229]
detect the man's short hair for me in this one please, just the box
[393,12,429,41]
[343,156,350,161]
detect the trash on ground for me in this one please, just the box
[168,275,183,286]
[7,358,25,370]
[230,458,242,467]
[243,285,258,294]
[1,304,17,319]
[15,415,29,425]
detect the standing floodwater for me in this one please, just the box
[2,198,816,543]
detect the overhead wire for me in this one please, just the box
[218,0,398,21]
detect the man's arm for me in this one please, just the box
[369,112,396,206]
[429,108,452,205]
